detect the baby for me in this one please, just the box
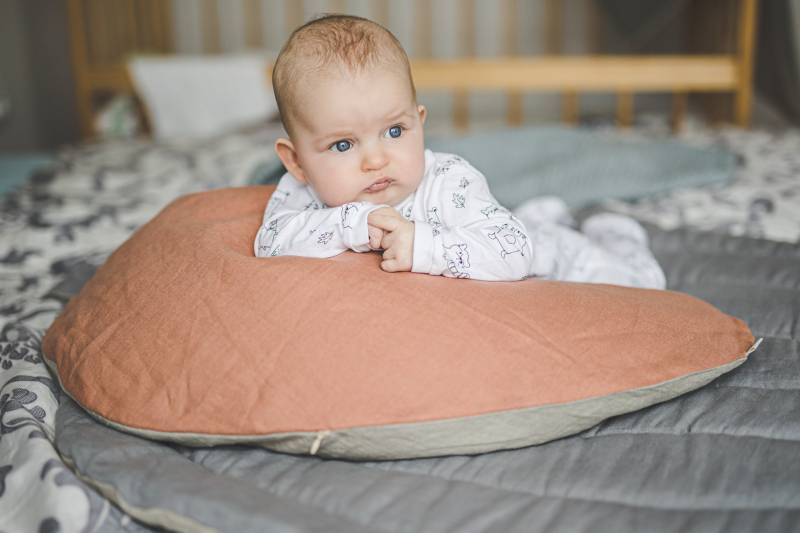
[254,14,665,288]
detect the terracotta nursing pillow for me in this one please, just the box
[43,186,756,459]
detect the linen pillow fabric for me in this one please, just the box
[43,186,756,460]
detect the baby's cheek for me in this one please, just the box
[316,163,361,206]
[394,148,424,185]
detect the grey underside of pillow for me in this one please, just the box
[54,354,746,460]
[53,225,800,533]
[426,126,735,209]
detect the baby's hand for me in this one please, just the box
[367,207,414,273]
[367,225,384,250]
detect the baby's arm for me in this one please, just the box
[254,175,387,258]
[412,160,533,281]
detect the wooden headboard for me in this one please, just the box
[66,0,758,138]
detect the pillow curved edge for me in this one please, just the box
[46,340,758,461]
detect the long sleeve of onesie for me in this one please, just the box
[254,173,387,258]
[410,154,532,281]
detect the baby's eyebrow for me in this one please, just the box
[319,130,353,142]
[384,110,415,122]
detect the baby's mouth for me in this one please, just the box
[364,177,393,193]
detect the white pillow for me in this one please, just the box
[129,54,278,140]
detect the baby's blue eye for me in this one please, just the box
[330,140,352,153]
[386,125,403,139]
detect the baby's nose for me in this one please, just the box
[361,145,389,172]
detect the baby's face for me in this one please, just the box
[287,67,427,207]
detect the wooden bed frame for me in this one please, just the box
[66,0,758,138]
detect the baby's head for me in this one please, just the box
[272,15,427,208]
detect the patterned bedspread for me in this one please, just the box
[0,120,797,532]
[601,120,800,243]
[0,127,282,532]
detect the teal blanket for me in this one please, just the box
[426,126,734,209]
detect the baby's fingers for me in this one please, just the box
[381,250,412,272]
[380,231,395,250]
[368,225,384,250]
[369,206,398,219]
[368,212,403,232]
[380,259,402,272]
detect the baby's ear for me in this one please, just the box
[274,138,307,184]
[417,104,427,125]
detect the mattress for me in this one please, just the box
[1,120,798,532]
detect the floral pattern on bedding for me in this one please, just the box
[0,127,282,532]
[0,326,111,533]
[0,119,797,532]
[600,121,800,243]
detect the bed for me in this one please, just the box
[4,1,800,532]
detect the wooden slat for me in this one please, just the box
[373,0,390,28]
[545,0,563,53]
[504,0,518,56]
[85,0,105,64]
[202,0,220,53]
[84,56,737,105]
[67,0,93,137]
[671,91,687,133]
[504,0,521,126]
[329,0,346,14]
[160,0,173,52]
[735,0,758,127]
[616,91,633,127]
[113,0,137,62]
[141,0,165,51]
[688,0,740,125]
[155,0,170,51]
[244,0,264,48]
[453,89,469,132]
[561,91,578,124]
[87,67,133,91]
[126,0,139,57]
[456,0,474,131]
[413,0,432,58]
[286,1,304,31]
[586,0,604,53]
[411,56,739,91]
[507,91,523,126]
[91,0,109,63]
[459,0,475,58]
[133,0,147,52]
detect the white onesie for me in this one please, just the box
[254,149,666,288]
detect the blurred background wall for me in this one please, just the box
[0,0,798,152]
[0,0,79,152]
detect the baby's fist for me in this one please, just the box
[380,230,414,272]
[368,207,414,273]
[367,225,384,250]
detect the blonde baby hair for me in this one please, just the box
[272,14,416,136]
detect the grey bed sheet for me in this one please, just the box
[54,226,800,533]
